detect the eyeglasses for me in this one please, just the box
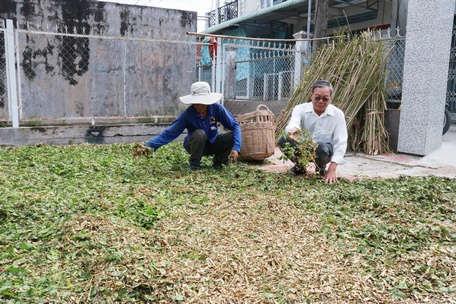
[313,95,330,102]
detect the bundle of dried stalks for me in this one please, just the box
[276,31,391,155]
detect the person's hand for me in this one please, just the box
[324,169,338,184]
[288,129,299,142]
[230,150,239,163]
[323,162,339,184]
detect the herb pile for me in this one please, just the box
[279,129,318,174]
[1,143,454,303]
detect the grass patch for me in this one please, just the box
[0,142,455,303]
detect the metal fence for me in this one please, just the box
[1,20,201,126]
[231,42,295,101]
[17,28,198,120]
[197,37,300,115]
[374,30,406,109]
[447,18,456,115]
[374,27,456,118]
[3,21,302,126]
[208,0,238,28]
[2,20,454,128]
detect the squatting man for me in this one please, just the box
[277,80,348,184]
[144,81,242,170]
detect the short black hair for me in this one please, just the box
[312,80,334,95]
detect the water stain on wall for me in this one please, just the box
[179,11,195,28]
[21,46,37,80]
[57,0,94,86]
[10,1,95,86]
[57,36,90,86]
[0,0,17,14]
[20,1,35,17]
[120,9,131,36]
[21,40,55,81]
[86,125,106,144]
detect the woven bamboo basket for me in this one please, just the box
[238,104,276,161]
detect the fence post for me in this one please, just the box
[293,30,311,91]
[215,38,223,96]
[5,19,19,128]
[224,46,236,101]
[278,71,283,100]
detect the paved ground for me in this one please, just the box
[258,124,456,180]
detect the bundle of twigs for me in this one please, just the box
[276,31,391,155]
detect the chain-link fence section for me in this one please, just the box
[383,37,405,108]
[371,29,406,109]
[0,26,8,122]
[15,26,198,122]
[232,43,295,101]
[447,20,456,116]
[5,23,453,127]
[198,38,299,115]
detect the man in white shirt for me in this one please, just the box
[278,80,348,184]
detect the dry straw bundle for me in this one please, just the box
[276,31,391,155]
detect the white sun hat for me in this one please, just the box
[179,81,222,105]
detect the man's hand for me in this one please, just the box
[288,129,299,142]
[324,162,339,184]
[230,150,239,163]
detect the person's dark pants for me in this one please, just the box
[185,129,234,170]
[277,135,333,172]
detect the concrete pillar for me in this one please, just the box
[224,46,237,101]
[292,30,311,90]
[397,0,454,155]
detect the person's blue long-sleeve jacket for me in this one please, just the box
[144,103,242,152]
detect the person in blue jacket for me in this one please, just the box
[144,81,242,170]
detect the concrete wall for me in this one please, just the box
[244,0,259,15]
[0,0,197,121]
[0,117,186,146]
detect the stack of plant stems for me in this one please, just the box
[276,31,392,154]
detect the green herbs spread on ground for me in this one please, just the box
[0,143,454,303]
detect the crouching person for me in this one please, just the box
[144,81,242,170]
[277,80,347,184]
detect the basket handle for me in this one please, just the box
[256,104,270,112]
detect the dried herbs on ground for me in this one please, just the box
[0,143,454,303]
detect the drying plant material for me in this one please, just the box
[132,143,152,159]
[279,129,318,172]
[276,31,391,155]
[1,143,455,303]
